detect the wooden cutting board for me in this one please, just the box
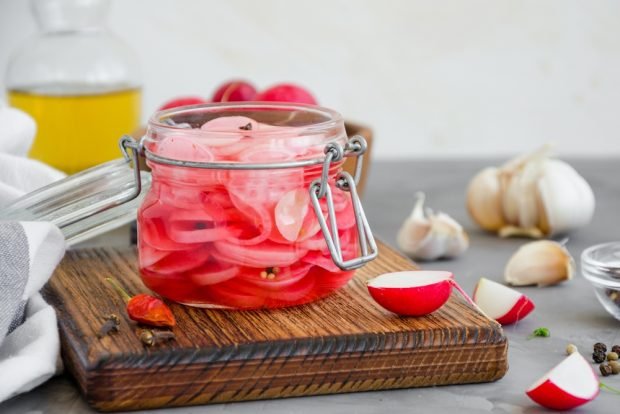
[43,241,508,412]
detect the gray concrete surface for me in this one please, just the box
[2,159,619,413]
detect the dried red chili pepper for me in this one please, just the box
[106,278,176,328]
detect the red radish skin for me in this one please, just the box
[472,278,535,325]
[367,271,455,316]
[159,96,208,110]
[527,379,596,411]
[494,295,535,325]
[211,81,257,102]
[255,83,318,105]
[526,352,599,410]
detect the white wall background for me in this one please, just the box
[1,0,619,159]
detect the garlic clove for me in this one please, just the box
[431,212,469,257]
[398,193,469,261]
[504,240,575,286]
[498,225,544,239]
[466,167,505,231]
[397,193,432,256]
[537,160,595,235]
[466,146,595,238]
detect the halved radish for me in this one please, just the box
[472,277,535,325]
[367,271,455,316]
[526,352,599,410]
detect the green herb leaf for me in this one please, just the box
[527,327,550,340]
[600,382,620,395]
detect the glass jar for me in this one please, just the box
[0,102,376,310]
[581,242,620,320]
[137,103,376,309]
[5,0,141,174]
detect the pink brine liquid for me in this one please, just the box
[137,115,358,309]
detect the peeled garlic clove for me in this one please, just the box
[538,160,595,235]
[397,193,469,261]
[466,167,505,231]
[504,240,575,286]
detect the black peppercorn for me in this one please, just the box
[601,363,613,377]
[612,345,620,355]
[593,350,607,363]
[594,342,607,353]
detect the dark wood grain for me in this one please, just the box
[43,241,507,412]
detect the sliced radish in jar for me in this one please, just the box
[211,138,255,158]
[275,189,310,242]
[267,273,316,302]
[227,192,273,245]
[299,231,327,251]
[314,267,355,291]
[189,260,240,286]
[156,135,215,162]
[236,263,313,289]
[201,116,259,134]
[236,143,298,163]
[303,250,340,273]
[140,216,198,251]
[154,165,226,186]
[213,239,308,268]
[201,281,267,309]
[168,221,237,244]
[148,246,210,274]
[138,242,170,268]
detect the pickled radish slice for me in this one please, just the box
[149,247,210,274]
[139,242,169,268]
[157,135,215,162]
[227,192,273,245]
[201,116,258,133]
[236,263,313,289]
[236,144,298,163]
[213,240,308,268]
[275,189,309,242]
[168,220,237,244]
[201,282,267,309]
[303,250,341,273]
[141,216,197,251]
[299,231,327,251]
[211,138,254,157]
[189,261,239,286]
[314,268,355,291]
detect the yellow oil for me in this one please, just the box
[8,87,141,174]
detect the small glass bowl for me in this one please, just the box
[581,242,620,320]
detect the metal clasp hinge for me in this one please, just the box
[309,136,378,270]
[119,135,143,204]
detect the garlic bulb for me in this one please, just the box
[397,192,469,261]
[467,147,595,238]
[504,239,574,286]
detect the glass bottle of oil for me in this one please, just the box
[5,0,141,174]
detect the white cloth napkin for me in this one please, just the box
[0,106,67,403]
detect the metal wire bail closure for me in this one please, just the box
[119,135,143,202]
[309,135,378,270]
